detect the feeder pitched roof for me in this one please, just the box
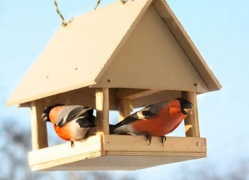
[7,0,221,106]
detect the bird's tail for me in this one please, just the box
[76,114,96,128]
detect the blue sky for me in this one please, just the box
[1,0,249,179]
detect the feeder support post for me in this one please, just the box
[182,91,200,137]
[118,98,131,122]
[95,88,109,134]
[30,100,48,150]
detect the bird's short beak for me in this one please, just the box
[184,108,193,115]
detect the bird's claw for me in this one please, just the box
[160,136,166,147]
[71,141,75,148]
[145,134,152,146]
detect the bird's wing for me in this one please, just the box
[56,106,93,127]
[114,101,169,127]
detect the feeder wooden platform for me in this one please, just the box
[29,135,206,171]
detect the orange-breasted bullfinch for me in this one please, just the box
[41,104,96,147]
[110,98,193,146]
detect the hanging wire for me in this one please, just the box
[94,0,101,10]
[53,0,68,26]
[94,0,129,10]
[53,0,129,25]
[120,0,129,4]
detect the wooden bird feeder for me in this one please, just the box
[7,0,221,171]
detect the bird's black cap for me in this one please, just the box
[175,98,193,115]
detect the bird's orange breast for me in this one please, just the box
[49,106,72,141]
[54,126,71,141]
[131,104,187,136]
